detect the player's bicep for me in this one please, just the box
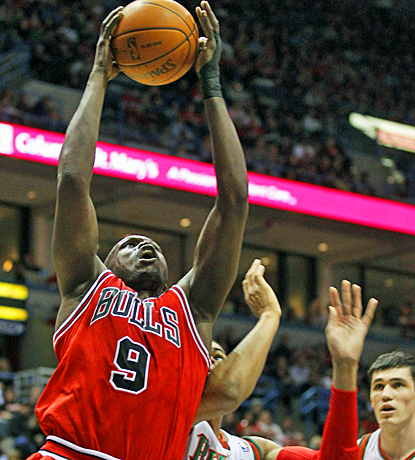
[53,177,100,295]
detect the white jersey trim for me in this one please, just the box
[39,450,69,460]
[53,270,112,349]
[170,285,211,370]
[46,436,122,460]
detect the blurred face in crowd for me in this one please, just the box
[370,366,415,430]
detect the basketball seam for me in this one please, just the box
[113,26,191,40]
[155,28,195,84]
[112,2,195,39]
[116,24,196,68]
[121,27,196,85]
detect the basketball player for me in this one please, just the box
[186,280,378,460]
[357,351,415,459]
[28,3,248,460]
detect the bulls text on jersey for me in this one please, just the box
[90,286,181,348]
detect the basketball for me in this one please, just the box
[111,0,199,86]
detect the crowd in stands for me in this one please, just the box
[1,0,415,200]
[0,358,45,460]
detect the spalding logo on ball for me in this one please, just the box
[111,0,199,86]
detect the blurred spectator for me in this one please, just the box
[382,303,400,326]
[6,449,21,460]
[309,435,322,449]
[255,410,284,444]
[280,416,305,446]
[288,350,312,395]
[399,302,415,340]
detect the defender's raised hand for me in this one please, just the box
[242,259,281,321]
[326,280,378,364]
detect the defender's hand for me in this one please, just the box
[242,259,281,321]
[326,280,378,363]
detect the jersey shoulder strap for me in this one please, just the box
[357,433,372,459]
[242,436,262,460]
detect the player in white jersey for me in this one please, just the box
[357,351,415,460]
[186,420,262,460]
[188,279,378,460]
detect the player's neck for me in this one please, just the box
[208,417,223,438]
[380,418,415,459]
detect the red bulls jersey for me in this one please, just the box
[35,269,210,460]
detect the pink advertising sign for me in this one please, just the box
[1,122,415,234]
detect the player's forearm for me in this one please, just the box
[58,69,108,184]
[227,310,280,402]
[331,358,358,391]
[277,389,358,460]
[203,97,248,207]
[319,386,358,460]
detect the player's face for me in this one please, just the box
[109,235,168,293]
[370,366,415,430]
[210,342,226,371]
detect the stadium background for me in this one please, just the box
[0,0,415,455]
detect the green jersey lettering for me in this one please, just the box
[191,434,210,460]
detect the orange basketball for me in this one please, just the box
[111,0,199,86]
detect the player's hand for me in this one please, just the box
[195,1,221,73]
[325,280,378,363]
[242,259,282,321]
[93,6,124,80]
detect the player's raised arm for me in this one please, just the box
[53,8,123,329]
[326,280,378,390]
[178,1,249,347]
[194,260,281,423]
[276,281,378,460]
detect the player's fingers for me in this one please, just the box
[328,286,341,314]
[197,3,215,41]
[102,7,124,38]
[201,0,220,32]
[341,279,352,316]
[242,278,249,298]
[362,298,378,328]
[326,305,339,328]
[244,265,260,293]
[352,284,363,319]
[197,37,208,53]
[256,263,265,278]
[245,259,261,282]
